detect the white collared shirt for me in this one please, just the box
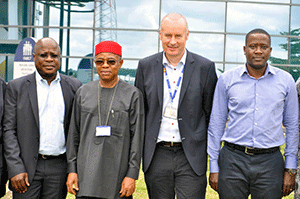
[157,50,187,143]
[36,72,66,155]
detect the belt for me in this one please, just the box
[224,141,279,156]
[158,141,182,148]
[38,153,66,160]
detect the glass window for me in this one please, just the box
[269,37,289,63]
[161,0,225,32]
[116,0,160,29]
[227,3,289,35]
[117,31,159,59]
[224,64,240,72]
[238,0,290,3]
[185,33,224,62]
[225,35,245,63]
[291,6,300,30]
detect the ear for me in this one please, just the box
[186,30,190,41]
[243,46,246,55]
[159,29,162,41]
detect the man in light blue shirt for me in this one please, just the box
[208,28,299,198]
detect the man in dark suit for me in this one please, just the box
[3,37,82,198]
[135,13,217,199]
[0,77,8,197]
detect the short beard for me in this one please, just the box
[37,70,57,78]
[247,61,267,70]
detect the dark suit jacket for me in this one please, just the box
[0,77,8,197]
[135,50,217,176]
[3,72,82,183]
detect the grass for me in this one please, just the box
[1,144,295,198]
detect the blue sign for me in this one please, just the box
[14,37,37,62]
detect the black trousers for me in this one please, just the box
[218,145,284,199]
[144,144,207,199]
[12,155,68,199]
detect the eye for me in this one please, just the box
[95,60,104,65]
[261,46,268,50]
[51,54,59,58]
[39,54,47,58]
[107,60,116,65]
[249,45,256,50]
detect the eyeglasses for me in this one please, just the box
[94,59,119,66]
[36,53,60,59]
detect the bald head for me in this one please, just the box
[33,37,61,84]
[34,37,60,54]
[160,13,189,33]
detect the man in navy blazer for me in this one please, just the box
[135,13,217,199]
[3,37,82,198]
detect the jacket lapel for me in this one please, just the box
[154,52,164,109]
[28,73,39,127]
[60,75,70,128]
[179,50,195,107]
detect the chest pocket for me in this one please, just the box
[94,110,129,145]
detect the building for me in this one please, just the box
[1,0,300,83]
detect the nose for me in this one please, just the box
[255,46,262,54]
[170,36,176,45]
[102,60,109,68]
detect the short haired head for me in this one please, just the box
[95,40,122,57]
[160,13,189,33]
[245,28,271,46]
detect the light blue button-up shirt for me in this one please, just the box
[208,64,299,172]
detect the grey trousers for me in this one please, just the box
[144,144,207,199]
[12,156,68,199]
[219,145,284,199]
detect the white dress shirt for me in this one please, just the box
[157,50,187,143]
[36,72,66,155]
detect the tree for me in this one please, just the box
[269,28,300,81]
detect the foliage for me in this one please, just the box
[269,28,300,82]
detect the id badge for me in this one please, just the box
[96,126,111,136]
[164,105,177,119]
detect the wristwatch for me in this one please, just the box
[284,168,297,177]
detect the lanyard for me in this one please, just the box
[97,81,118,126]
[163,64,185,103]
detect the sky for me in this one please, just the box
[32,0,300,73]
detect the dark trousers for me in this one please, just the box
[77,196,132,199]
[144,144,206,199]
[218,145,284,199]
[12,155,68,199]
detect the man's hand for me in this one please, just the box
[209,173,219,192]
[66,173,79,195]
[119,177,135,197]
[282,171,296,197]
[11,172,29,193]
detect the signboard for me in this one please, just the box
[13,37,37,79]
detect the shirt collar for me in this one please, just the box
[241,63,275,77]
[35,71,60,83]
[163,49,187,68]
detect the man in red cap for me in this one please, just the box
[66,40,145,199]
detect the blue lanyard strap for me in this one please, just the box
[163,64,185,103]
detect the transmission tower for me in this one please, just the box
[95,0,117,42]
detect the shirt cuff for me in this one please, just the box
[285,155,297,169]
[209,160,219,173]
